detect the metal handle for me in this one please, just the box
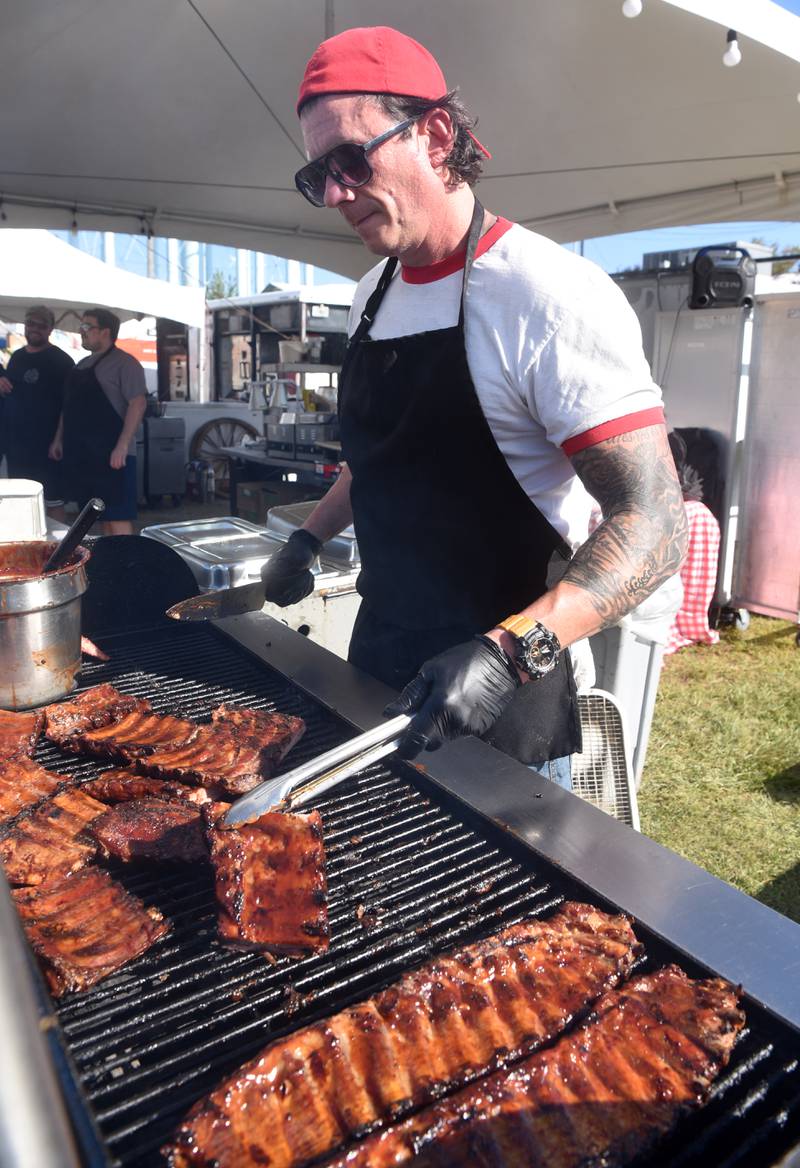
[43,498,105,572]
[285,737,403,810]
[222,714,410,825]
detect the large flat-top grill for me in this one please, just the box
[3,618,800,1168]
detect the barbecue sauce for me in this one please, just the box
[0,542,78,581]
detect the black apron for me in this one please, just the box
[62,346,126,507]
[3,348,68,498]
[339,200,581,765]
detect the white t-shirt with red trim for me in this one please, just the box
[347,218,664,549]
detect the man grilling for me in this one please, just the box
[262,26,687,784]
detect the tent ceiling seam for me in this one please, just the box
[0,191,360,248]
[0,170,295,194]
[6,152,800,192]
[184,0,306,161]
[486,149,800,182]
[521,167,800,229]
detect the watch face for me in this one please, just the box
[518,625,560,676]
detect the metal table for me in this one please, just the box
[218,445,337,517]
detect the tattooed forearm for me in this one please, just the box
[565,425,688,630]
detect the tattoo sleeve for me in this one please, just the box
[565,424,689,629]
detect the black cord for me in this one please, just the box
[659,295,689,393]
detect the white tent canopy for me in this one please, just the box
[0,230,206,328]
[2,0,800,280]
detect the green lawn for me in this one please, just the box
[639,616,800,923]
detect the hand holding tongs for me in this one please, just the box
[222,714,411,826]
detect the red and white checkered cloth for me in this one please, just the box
[665,499,721,654]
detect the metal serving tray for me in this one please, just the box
[140,517,260,546]
[141,516,355,592]
[266,501,359,569]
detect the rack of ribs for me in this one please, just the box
[80,770,210,806]
[319,966,745,1168]
[45,684,150,748]
[0,709,44,758]
[0,757,60,825]
[64,708,199,761]
[13,866,170,996]
[89,797,209,864]
[164,902,641,1168]
[203,803,328,957]
[139,708,306,798]
[0,788,107,885]
[45,688,305,800]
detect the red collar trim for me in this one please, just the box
[401,217,513,284]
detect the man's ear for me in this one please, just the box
[420,108,456,171]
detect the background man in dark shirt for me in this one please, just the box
[0,304,74,520]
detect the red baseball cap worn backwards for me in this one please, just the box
[297,26,490,158]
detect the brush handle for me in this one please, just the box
[43,498,105,572]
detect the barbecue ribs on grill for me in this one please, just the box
[45,685,306,800]
[80,770,210,806]
[45,684,150,748]
[165,902,641,1168]
[67,708,198,760]
[13,866,170,996]
[89,797,208,863]
[320,966,745,1168]
[0,788,107,885]
[140,708,305,797]
[0,708,44,757]
[204,803,328,957]
[0,756,60,824]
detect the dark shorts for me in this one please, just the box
[74,457,138,521]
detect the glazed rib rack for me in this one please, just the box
[9,625,800,1168]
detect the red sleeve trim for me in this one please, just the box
[562,407,665,456]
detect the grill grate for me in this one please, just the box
[16,624,800,1168]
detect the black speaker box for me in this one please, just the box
[690,246,756,309]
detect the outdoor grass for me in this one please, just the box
[639,615,800,924]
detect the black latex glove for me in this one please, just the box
[261,528,322,606]
[384,635,522,759]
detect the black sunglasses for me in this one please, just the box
[295,116,420,208]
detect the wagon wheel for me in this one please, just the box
[190,417,259,497]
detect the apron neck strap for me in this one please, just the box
[90,344,116,368]
[352,197,486,343]
[351,259,397,345]
[458,197,485,328]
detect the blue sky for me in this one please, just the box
[573,221,800,275]
[572,0,800,273]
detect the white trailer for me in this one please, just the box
[616,267,800,631]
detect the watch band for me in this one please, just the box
[498,612,535,637]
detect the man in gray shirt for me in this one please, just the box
[50,307,147,535]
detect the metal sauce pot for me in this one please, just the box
[0,542,90,710]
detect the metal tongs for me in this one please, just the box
[222,713,411,826]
